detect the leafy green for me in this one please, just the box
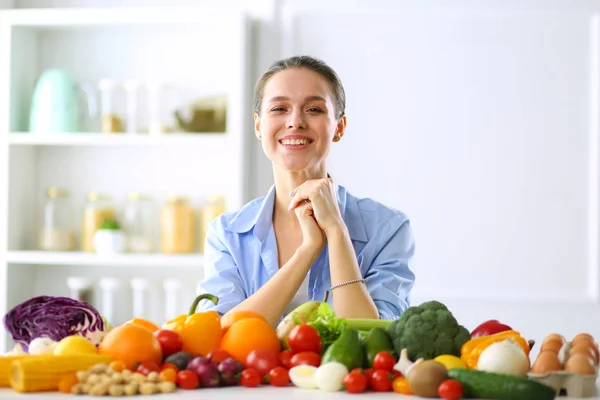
[100,219,120,230]
[304,302,348,352]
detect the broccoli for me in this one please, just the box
[386,300,471,361]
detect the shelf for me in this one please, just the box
[7,133,227,147]
[6,251,204,268]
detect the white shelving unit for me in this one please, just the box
[0,7,253,352]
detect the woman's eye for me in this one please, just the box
[307,107,323,113]
[270,106,285,112]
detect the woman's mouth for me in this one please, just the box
[279,138,313,146]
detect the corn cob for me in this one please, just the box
[10,354,112,392]
[0,355,29,387]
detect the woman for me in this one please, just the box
[196,55,415,326]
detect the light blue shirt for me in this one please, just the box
[196,183,416,320]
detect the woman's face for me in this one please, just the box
[254,68,346,174]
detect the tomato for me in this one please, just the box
[364,368,375,383]
[136,361,160,376]
[350,368,365,376]
[176,370,199,390]
[246,349,281,378]
[268,366,290,387]
[289,351,321,368]
[391,369,403,379]
[288,324,322,354]
[159,368,177,383]
[392,377,412,394]
[160,362,179,373]
[344,371,368,393]
[369,369,392,392]
[208,348,231,364]
[279,350,294,369]
[438,379,464,400]
[153,329,183,358]
[373,351,396,371]
[240,368,262,388]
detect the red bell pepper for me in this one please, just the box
[470,319,512,338]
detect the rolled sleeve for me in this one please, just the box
[195,219,246,315]
[365,216,416,320]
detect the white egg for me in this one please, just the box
[289,365,318,389]
[315,362,349,392]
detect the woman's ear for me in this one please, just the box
[254,112,262,140]
[333,115,347,142]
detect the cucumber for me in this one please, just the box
[448,369,556,400]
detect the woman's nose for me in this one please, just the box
[287,112,306,129]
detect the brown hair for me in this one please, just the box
[253,55,346,119]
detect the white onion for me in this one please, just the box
[477,339,530,376]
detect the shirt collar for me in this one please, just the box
[225,183,368,242]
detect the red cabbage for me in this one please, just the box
[2,296,111,352]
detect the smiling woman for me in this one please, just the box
[195,55,416,326]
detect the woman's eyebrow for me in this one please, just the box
[267,95,327,103]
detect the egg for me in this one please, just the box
[289,365,318,389]
[540,339,564,354]
[542,333,566,346]
[565,354,597,375]
[570,343,598,364]
[531,350,563,374]
[572,333,596,345]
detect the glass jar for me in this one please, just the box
[81,192,116,252]
[98,78,123,133]
[199,195,226,253]
[123,192,155,253]
[160,195,196,254]
[38,187,76,251]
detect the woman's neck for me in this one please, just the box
[272,166,327,222]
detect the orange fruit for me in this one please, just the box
[126,318,160,333]
[220,317,281,364]
[99,324,163,370]
[221,311,269,334]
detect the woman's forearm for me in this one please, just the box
[327,227,379,319]
[224,247,320,326]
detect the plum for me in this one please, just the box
[218,357,245,386]
[189,362,221,388]
[187,355,210,371]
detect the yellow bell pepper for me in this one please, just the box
[162,294,222,357]
[460,330,532,369]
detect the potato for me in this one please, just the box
[407,360,449,397]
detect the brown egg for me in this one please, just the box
[570,343,599,364]
[571,333,596,345]
[542,333,566,346]
[565,354,597,375]
[531,351,563,374]
[540,339,564,354]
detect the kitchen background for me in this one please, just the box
[0,0,596,355]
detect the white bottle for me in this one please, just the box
[98,277,122,325]
[163,279,182,321]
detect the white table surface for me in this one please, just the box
[0,386,598,400]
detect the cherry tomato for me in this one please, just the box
[350,368,365,376]
[279,350,294,369]
[136,361,160,376]
[159,369,177,384]
[176,370,199,390]
[373,351,396,371]
[159,362,180,373]
[438,379,464,400]
[246,349,281,378]
[364,368,375,383]
[392,377,412,394]
[289,351,321,368]
[208,348,231,364]
[391,369,403,379]
[268,367,290,387]
[288,324,322,354]
[369,369,392,392]
[153,329,183,358]
[344,371,368,393]
[240,368,262,388]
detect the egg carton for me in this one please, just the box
[528,371,598,398]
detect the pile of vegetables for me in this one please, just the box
[3,296,112,353]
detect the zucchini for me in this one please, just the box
[448,368,556,400]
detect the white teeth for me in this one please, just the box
[281,139,310,145]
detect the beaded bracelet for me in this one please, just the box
[323,278,366,302]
